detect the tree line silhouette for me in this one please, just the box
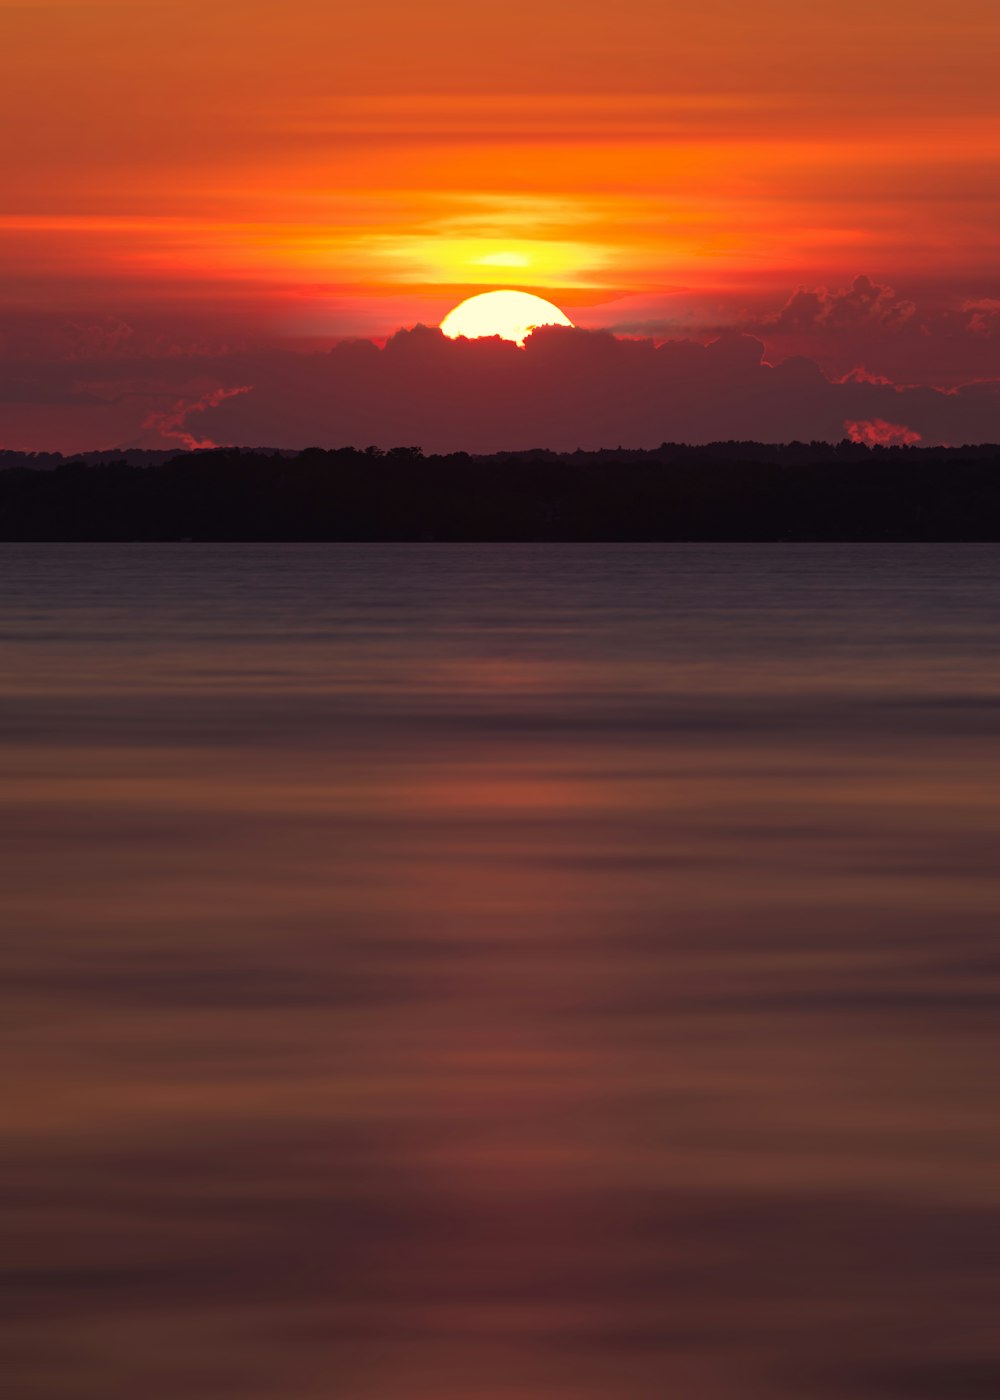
[1,442,999,540]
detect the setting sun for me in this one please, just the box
[440,290,574,346]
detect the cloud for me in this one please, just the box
[762,275,917,334]
[0,313,132,363]
[845,418,922,447]
[141,384,252,451]
[965,299,1000,337]
[2,323,998,453]
[603,275,1000,389]
[177,326,999,453]
[839,367,894,386]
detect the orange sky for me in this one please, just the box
[3,0,999,341]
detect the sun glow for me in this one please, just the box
[440,290,574,346]
[475,251,530,267]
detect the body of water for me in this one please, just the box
[3,545,999,1400]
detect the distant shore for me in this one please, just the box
[2,442,999,542]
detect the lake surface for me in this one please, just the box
[3,544,999,1400]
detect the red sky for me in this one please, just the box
[2,0,999,449]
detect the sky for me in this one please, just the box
[2,0,1000,450]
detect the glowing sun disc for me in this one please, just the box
[440,290,573,346]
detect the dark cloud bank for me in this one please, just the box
[4,320,1000,455]
[143,325,1000,453]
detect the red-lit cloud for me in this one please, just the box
[845,418,922,448]
[142,385,253,452]
[966,300,1000,338]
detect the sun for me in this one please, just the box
[440,290,574,347]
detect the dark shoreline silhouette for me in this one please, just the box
[2,441,999,541]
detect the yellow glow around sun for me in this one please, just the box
[440,290,574,346]
[475,251,530,267]
[369,223,606,288]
